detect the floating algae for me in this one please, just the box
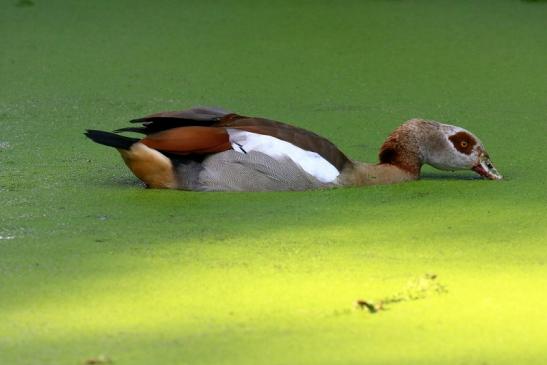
[355,273,447,314]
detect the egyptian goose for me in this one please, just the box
[85,107,502,191]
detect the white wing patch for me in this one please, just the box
[227,129,340,183]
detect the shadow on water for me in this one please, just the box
[420,172,480,181]
[107,176,146,188]
[101,172,485,187]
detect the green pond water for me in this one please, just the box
[1,0,546,364]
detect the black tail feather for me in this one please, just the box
[84,130,139,150]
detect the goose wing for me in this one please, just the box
[117,107,352,172]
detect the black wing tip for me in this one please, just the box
[129,106,232,123]
[113,127,147,133]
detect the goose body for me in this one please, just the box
[85,107,502,191]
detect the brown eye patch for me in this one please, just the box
[448,131,476,155]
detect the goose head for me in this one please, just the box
[424,122,502,179]
[379,119,503,180]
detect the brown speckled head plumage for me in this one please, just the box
[377,119,501,180]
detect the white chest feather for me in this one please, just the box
[227,129,340,183]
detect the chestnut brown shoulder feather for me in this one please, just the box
[141,127,231,156]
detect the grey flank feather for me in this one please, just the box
[195,150,336,192]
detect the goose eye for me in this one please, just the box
[460,141,468,148]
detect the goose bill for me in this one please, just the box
[472,157,502,180]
